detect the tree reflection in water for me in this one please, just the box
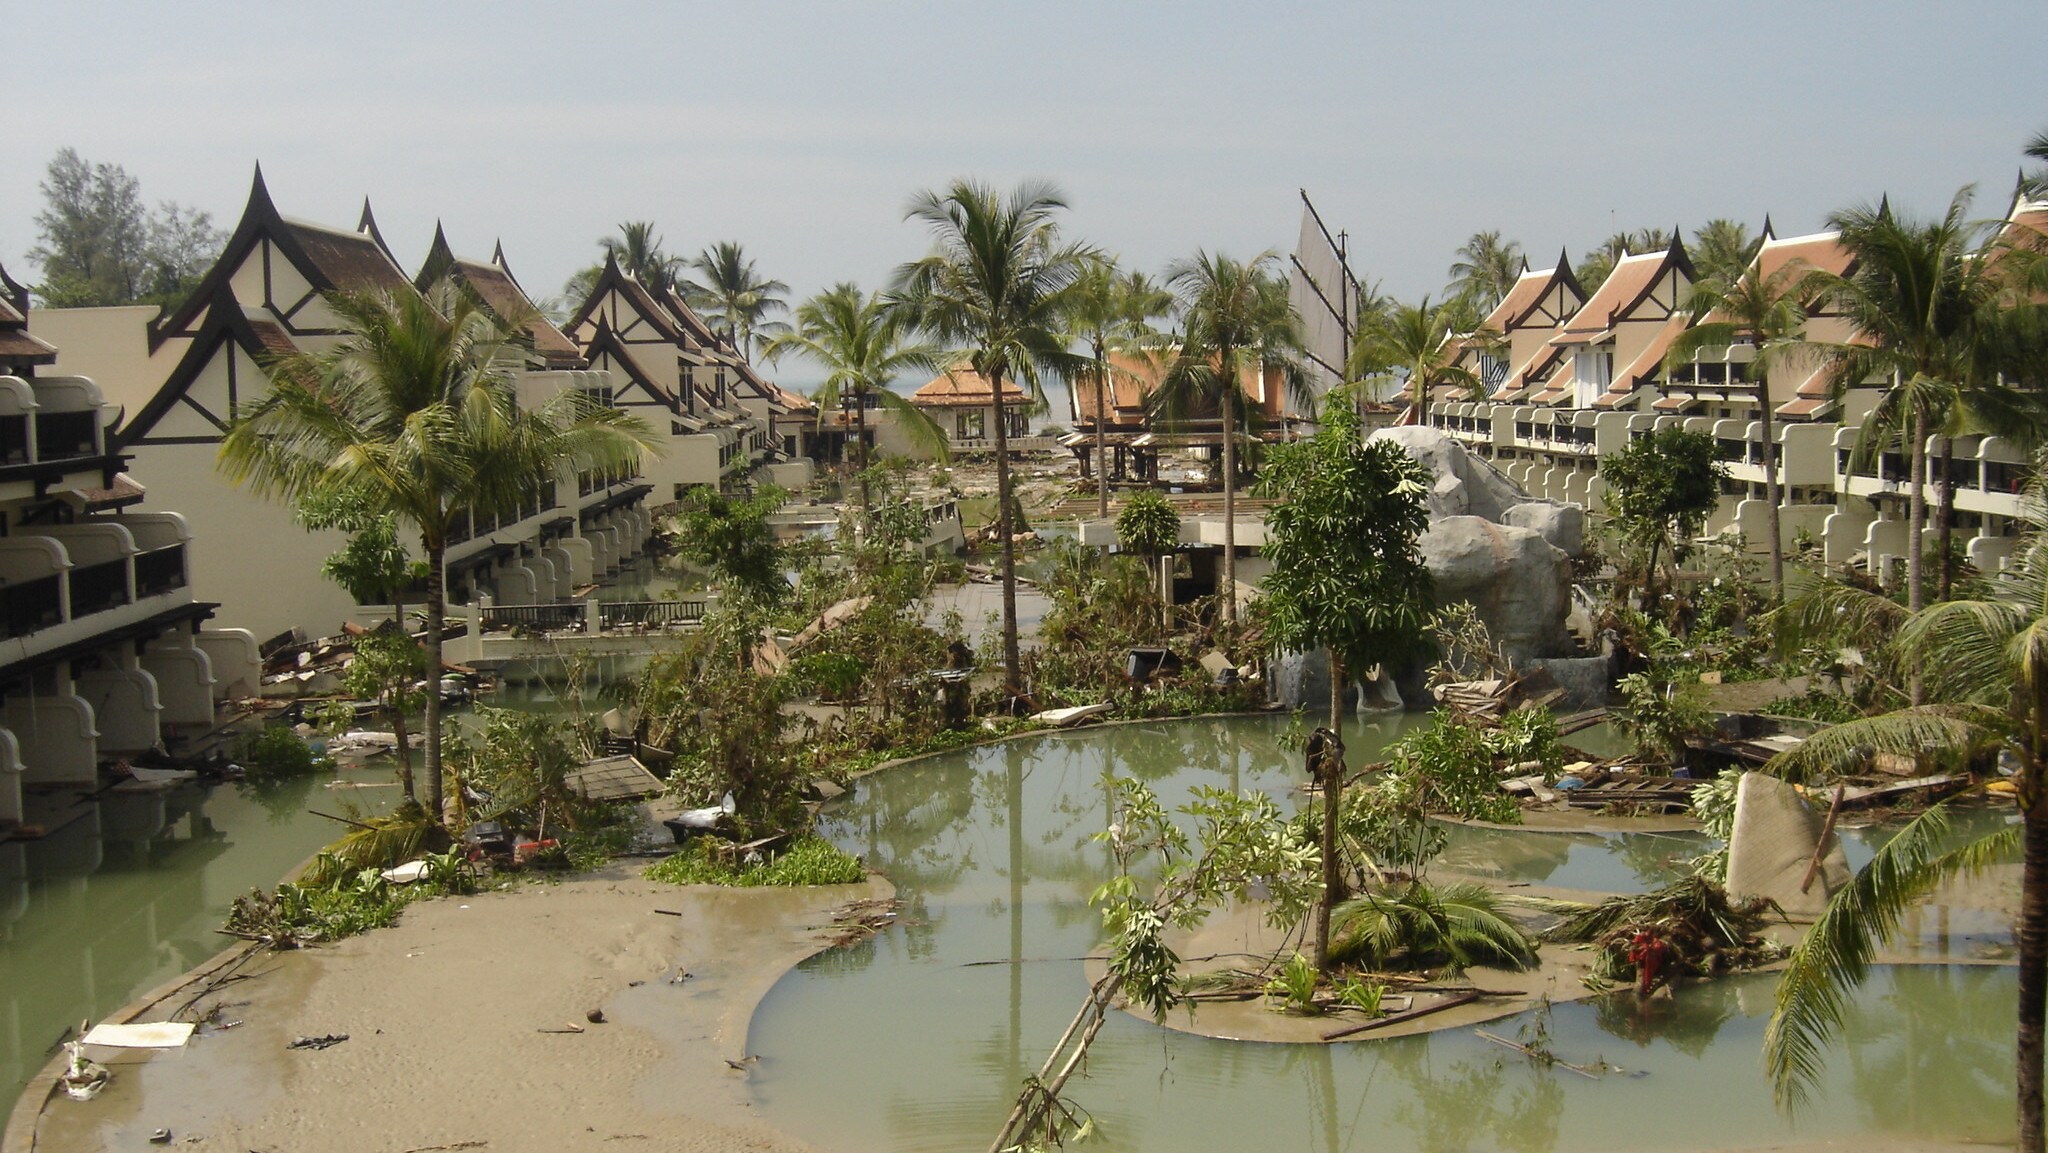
[1844,965,2013,1141]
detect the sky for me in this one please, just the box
[7,1,2046,395]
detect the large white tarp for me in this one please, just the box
[1289,194,1353,415]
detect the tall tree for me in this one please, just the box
[2023,127,2048,200]
[220,283,651,822]
[1665,258,1810,600]
[1260,405,1434,968]
[685,241,791,361]
[1799,188,1992,615]
[1445,231,1524,315]
[760,282,947,515]
[1152,251,1308,627]
[599,221,684,295]
[893,179,1092,695]
[29,147,222,307]
[1066,258,1171,518]
[1763,506,2048,1151]
[1352,295,1484,418]
[1690,219,1763,289]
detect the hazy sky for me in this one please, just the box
[9,0,2046,390]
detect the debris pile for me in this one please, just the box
[1545,877,1784,993]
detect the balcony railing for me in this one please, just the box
[135,544,187,597]
[479,603,586,634]
[0,575,62,639]
[598,600,705,631]
[68,557,131,617]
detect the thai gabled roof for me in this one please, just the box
[416,225,584,368]
[579,317,681,414]
[151,164,417,350]
[1072,352,1170,425]
[1483,255,1585,335]
[121,278,309,445]
[564,253,687,346]
[1550,237,1695,347]
[0,260,57,367]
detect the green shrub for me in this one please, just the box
[1115,490,1180,556]
[234,724,331,780]
[645,835,865,887]
[1758,688,1862,725]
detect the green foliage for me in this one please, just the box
[226,847,478,947]
[1547,876,1783,987]
[1029,539,1168,700]
[644,835,866,887]
[1493,707,1565,777]
[1383,710,1523,823]
[449,707,600,831]
[1329,881,1537,973]
[1599,427,1728,599]
[1260,405,1435,699]
[789,651,867,700]
[1688,774,1742,881]
[1759,688,1864,725]
[1336,974,1385,1016]
[1615,669,1713,765]
[1115,490,1180,556]
[674,485,788,604]
[297,486,429,605]
[29,147,224,307]
[233,725,330,781]
[1263,951,1322,1014]
[1092,777,1321,1021]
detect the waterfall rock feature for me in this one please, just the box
[1420,517,1574,664]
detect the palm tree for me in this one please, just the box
[685,241,790,362]
[1762,515,2048,1150]
[2023,128,2048,200]
[1690,219,1763,288]
[893,179,1093,695]
[1066,259,1171,519]
[1152,251,1308,627]
[760,282,947,516]
[1665,258,1809,601]
[1445,231,1524,315]
[220,283,651,822]
[1799,189,1992,614]
[1352,295,1483,419]
[600,221,683,296]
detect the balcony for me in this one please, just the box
[0,375,117,485]
[0,516,193,648]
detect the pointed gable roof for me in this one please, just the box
[121,277,307,446]
[358,198,397,264]
[1483,254,1585,334]
[416,226,584,368]
[913,366,1028,406]
[151,164,417,349]
[1550,236,1695,347]
[565,253,687,345]
[0,260,58,369]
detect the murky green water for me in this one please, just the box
[749,714,2019,1153]
[0,773,393,1106]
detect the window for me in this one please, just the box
[957,411,985,440]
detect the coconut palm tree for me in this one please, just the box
[1761,514,2048,1149]
[1690,219,1763,288]
[1577,228,1672,294]
[1665,258,1809,601]
[1066,259,1172,519]
[1799,188,1992,614]
[760,282,947,516]
[1352,295,1483,419]
[1445,231,1525,315]
[1151,251,1309,627]
[220,283,652,823]
[893,179,1093,695]
[685,241,790,362]
[2023,128,2048,200]
[599,221,684,296]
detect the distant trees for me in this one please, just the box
[1445,231,1524,315]
[29,148,224,308]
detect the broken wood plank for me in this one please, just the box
[1321,991,1483,1041]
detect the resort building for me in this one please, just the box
[1428,196,2048,580]
[30,168,657,643]
[565,254,817,498]
[1061,354,1298,485]
[0,263,258,834]
[909,368,1032,455]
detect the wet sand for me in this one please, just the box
[14,867,889,1153]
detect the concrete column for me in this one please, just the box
[141,629,216,728]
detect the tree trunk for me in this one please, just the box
[1094,340,1110,522]
[2019,809,2048,1153]
[1328,649,1345,732]
[991,368,1021,697]
[1314,661,1346,973]
[392,605,415,803]
[1220,375,1238,627]
[856,387,871,521]
[1937,434,1955,602]
[1754,347,1784,601]
[1907,410,1927,613]
[423,535,446,823]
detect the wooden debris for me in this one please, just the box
[1321,991,1483,1040]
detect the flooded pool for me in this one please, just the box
[749,714,2019,1152]
[0,772,393,1105]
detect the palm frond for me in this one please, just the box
[1765,806,2021,1112]
[1761,704,2010,783]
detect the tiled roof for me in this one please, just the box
[912,367,1029,406]
[454,258,582,364]
[0,329,58,364]
[1552,251,1670,345]
[1072,352,1167,423]
[282,218,414,297]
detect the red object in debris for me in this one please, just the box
[514,839,559,864]
[1627,929,1669,995]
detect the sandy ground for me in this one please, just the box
[19,868,890,1153]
